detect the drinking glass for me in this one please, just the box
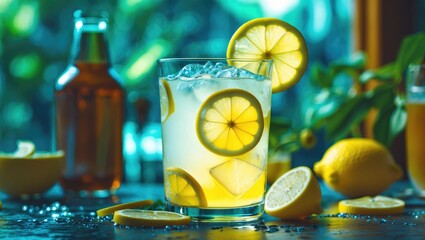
[158,58,273,221]
[406,64,425,197]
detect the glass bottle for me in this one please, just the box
[55,10,124,197]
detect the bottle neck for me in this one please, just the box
[70,20,111,65]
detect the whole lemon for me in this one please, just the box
[313,138,403,198]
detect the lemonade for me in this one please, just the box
[406,64,425,197]
[159,59,272,221]
[406,102,425,197]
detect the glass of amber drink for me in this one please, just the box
[158,58,272,221]
[406,64,425,198]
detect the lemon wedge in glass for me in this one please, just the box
[166,167,207,207]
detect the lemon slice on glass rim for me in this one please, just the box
[227,18,308,93]
[338,195,405,215]
[166,167,207,207]
[196,89,264,157]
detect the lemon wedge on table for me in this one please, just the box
[166,167,207,207]
[338,196,405,215]
[113,209,191,227]
[227,18,308,93]
[196,89,264,157]
[265,166,322,220]
[96,199,154,217]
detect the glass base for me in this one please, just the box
[166,201,264,222]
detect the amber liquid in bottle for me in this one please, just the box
[55,11,124,196]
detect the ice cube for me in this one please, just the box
[166,62,265,80]
[209,158,263,197]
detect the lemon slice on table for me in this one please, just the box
[159,78,175,123]
[196,89,264,157]
[338,196,405,215]
[96,199,154,217]
[227,18,308,93]
[166,167,207,207]
[265,166,322,220]
[13,141,35,157]
[113,209,191,227]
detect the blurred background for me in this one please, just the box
[0,0,423,183]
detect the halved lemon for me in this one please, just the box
[14,141,35,157]
[265,166,322,219]
[166,167,207,207]
[227,18,308,93]
[113,209,191,227]
[196,89,264,157]
[338,196,405,215]
[97,199,154,217]
[159,78,175,123]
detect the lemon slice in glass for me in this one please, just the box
[196,89,264,157]
[159,78,175,123]
[166,167,207,207]
[96,199,154,217]
[113,209,191,227]
[338,196,405,215]
[265,166,322,220]
[227,18,308,93]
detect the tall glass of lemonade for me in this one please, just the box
[158,58,272,221]
[406,64,425,197]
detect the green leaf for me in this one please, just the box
[369,84,396,109]
[330,52,366,71]
[389,104,407,144]
[359,63,396,84]
[310,62,333,88]
[395,32,425,81]
[373,104,406,147]
[306,90,346,128]
[373,105,395,147]
[325,95,373,140]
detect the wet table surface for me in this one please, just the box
[0,181,424,239]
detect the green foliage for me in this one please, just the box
[308,32,425,147]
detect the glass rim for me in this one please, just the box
[158,58,273,64]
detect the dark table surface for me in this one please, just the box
[0,180,424,240]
